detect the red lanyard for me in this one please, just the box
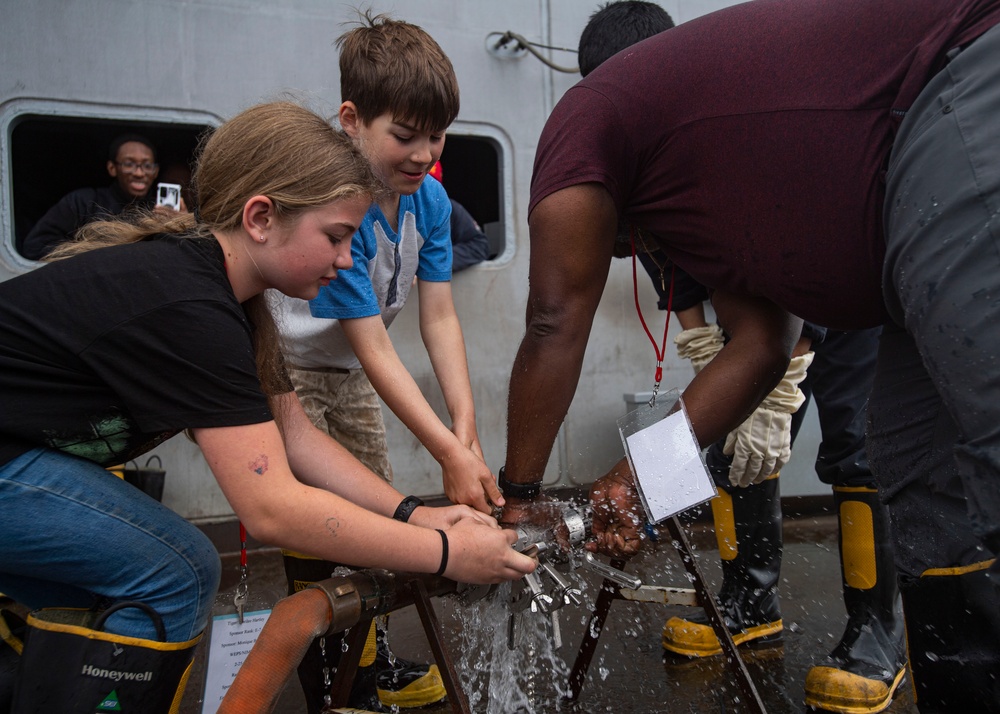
[235,522,249,622]
[239,522,248,575]
[630,227,674,400]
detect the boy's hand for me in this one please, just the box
[441,447,504,515]
[453,426,486,460]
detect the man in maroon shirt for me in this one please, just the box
[502,0,1000,708]
[576,5,903,713]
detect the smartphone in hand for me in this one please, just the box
[156,183,182,211]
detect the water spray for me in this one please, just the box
[505,505,768,712]
[506,505,641,650]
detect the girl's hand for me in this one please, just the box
[409,503,497,530]
[441,519,536,584]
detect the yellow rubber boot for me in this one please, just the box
[897,559,1000,712]
[374,616,446,708]
[803,487,907,713]
[662,475,783,657]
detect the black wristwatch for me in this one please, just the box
[392,495,424,523]
[498,467,541,500]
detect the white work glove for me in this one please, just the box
[674,324,725,374]
[724,351,814,487]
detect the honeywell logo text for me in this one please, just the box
[81,664,153,682]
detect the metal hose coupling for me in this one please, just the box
[506,504,646,649]
[306,569,459,637]
[511,504,591,557]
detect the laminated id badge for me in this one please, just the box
[617,388,716,525]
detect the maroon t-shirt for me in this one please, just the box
[530,0,1000,329]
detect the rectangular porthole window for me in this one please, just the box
[0,100,217,276]
[436,126,513,268]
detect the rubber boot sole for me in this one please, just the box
[661,616,783,657]
[804,664,906,714]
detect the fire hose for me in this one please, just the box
[216,569,467,714]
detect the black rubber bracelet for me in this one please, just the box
[392,495,424,523]
[434,529,449,577]
[498,467,541,500]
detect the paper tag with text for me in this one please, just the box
[201,609,271,714]
[618,389,716,524]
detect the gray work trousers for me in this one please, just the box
[870,21,1000,581]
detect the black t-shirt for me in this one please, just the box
[0,234,275,467]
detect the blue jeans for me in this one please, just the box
[0,448,220,642]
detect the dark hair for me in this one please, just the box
[337,10,459,133]
[108,133,157,162]
[578,1,675,77]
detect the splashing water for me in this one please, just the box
[449,581,574,713]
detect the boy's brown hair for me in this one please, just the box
[337,11,459,133]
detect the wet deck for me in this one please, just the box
[181,508,919,714]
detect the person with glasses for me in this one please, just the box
[20,133,183,261]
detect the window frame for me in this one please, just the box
[0,98,220,277]
[445,120,515,267]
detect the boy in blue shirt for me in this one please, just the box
[273,12,500,712]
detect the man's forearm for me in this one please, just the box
[682,293,803,447]
[504,328,587,486]
[505,183,618,489]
